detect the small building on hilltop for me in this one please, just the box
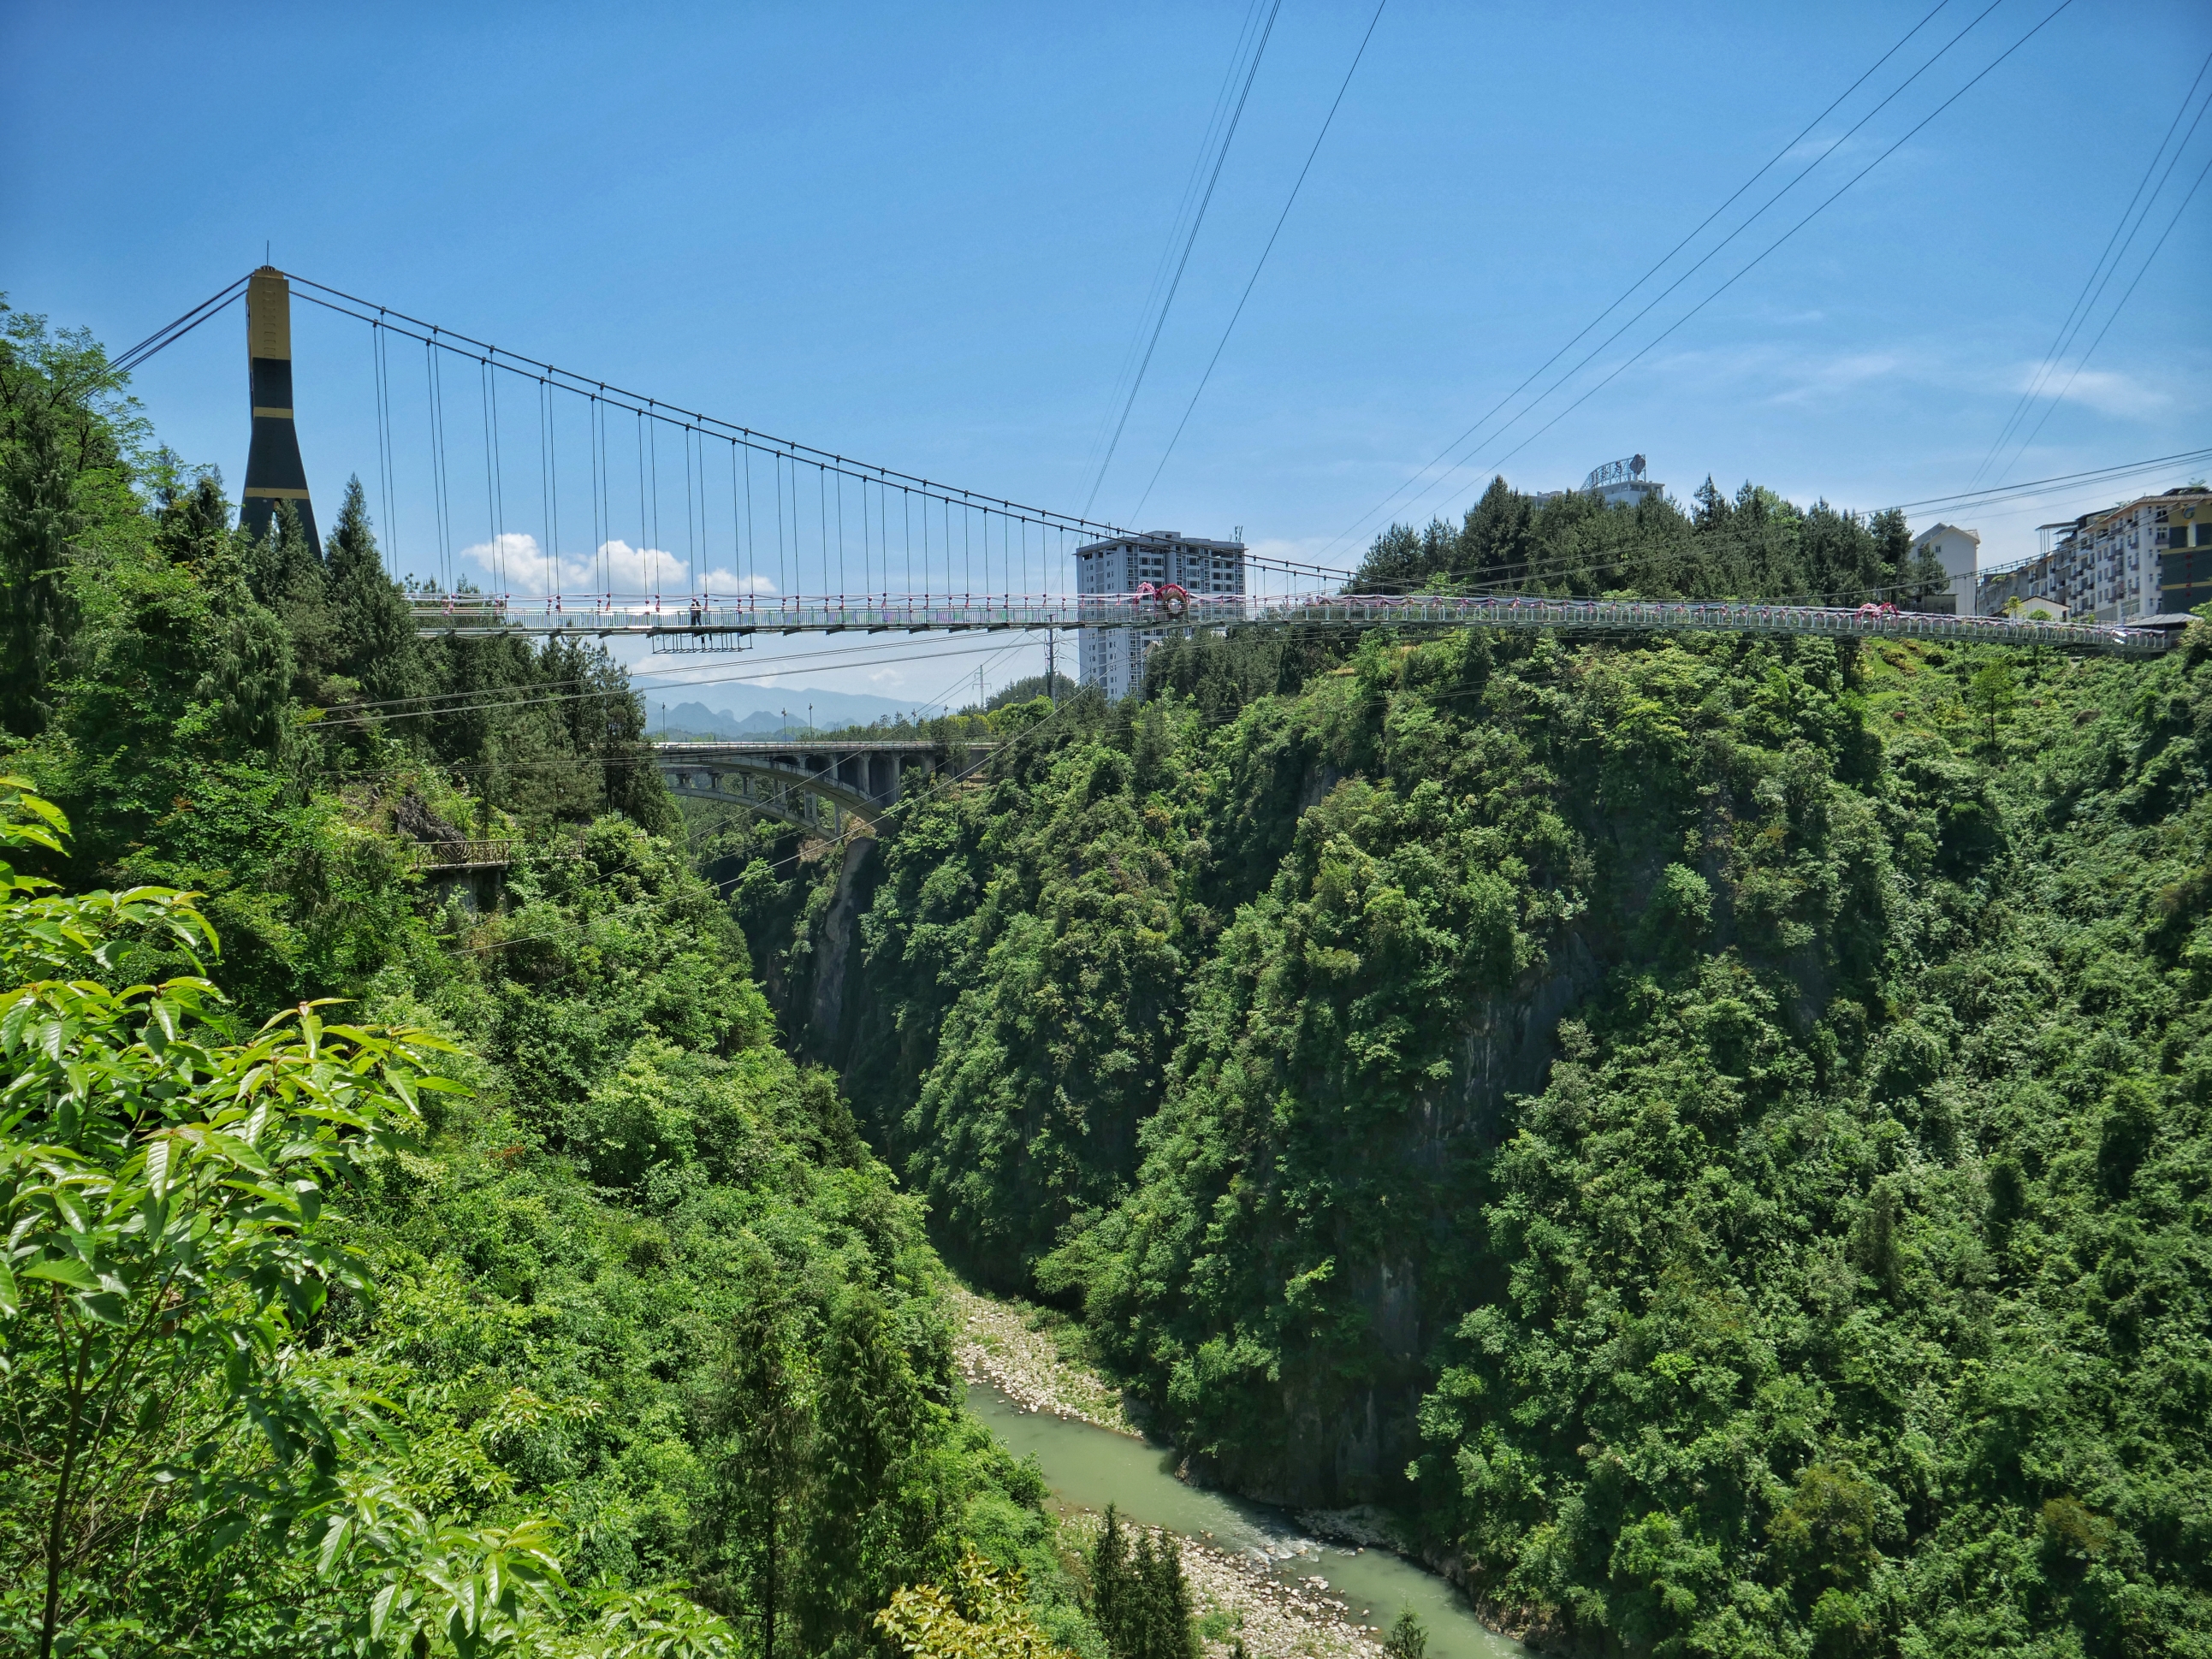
[1910,523,1980,615]
[1585,454,1663,510]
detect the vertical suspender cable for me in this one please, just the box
[744,445,756,599]
[590,397,604,599]
[424,339,442,589]
[539,380,554,597]
[819,463,829,597]
[647,410,661,586]
[479,359,500,593]
[697,429,711,599]
[729,441,743,602]
[684,424,697,599]
[371,320,399,575]
[427,335,454,592]
[635,411,648,593]
[547,382,560,598]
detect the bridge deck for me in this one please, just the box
[653,738,996,757]
[409,592,2173,655]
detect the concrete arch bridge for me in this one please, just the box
[655,738,996,835]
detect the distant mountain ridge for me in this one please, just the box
[647,685,922,738]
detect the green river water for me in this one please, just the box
[963,1383,1530,1659]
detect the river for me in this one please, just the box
[964,1382,1529,1659]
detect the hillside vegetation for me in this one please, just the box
[9,294,2208,1659]
[0,305,1104,1659]
[748,525,2212,1656]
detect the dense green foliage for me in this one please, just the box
[758,495,2212,1654]
[0,305,1097,1658]
[1355,475,1948,607]
[14,287,2210,1658]
[1087,1508,1198,1659]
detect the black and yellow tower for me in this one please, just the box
[240,267,318,556]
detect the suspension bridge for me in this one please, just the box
[116,268,2183,667]
[411,589,2173,655]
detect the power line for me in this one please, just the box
[1456,0,2081,514]
[1130,0,1389,523]
[1884,444,2212,513]
[1312,0,1968,563]
[1970,47,2212,488]
[1076,0,1278,495]
[1993,136,2212,483]
[1430,0,2042,528]
[1082,0,1284,516]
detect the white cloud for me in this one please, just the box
[2006,363,2165,418]
[457,532,779,596]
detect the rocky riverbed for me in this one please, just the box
[946,1281,1141,1433]
[950,1282,1405,1659]
[1059,1511,1387,1659]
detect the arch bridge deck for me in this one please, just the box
[654,738,998,836]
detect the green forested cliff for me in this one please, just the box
[9,293,2209,1659]
[753,531,2212,1653]
[0,306,1093,1658]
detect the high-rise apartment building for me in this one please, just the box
[1073,530,1246,701]
[1975,488,2212,621]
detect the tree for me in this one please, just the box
[0,305,135,738]
[323,475,423,707]
[801,1286,946,1648]
[0,777,458,1656]
[1381,1610,1428,1659]
[1090,1506,1130,1652]
[877,1548,1073,1659]
[698,1269,815,1659]
[1967,660,2019,749]
[1088,1512,1195,1659]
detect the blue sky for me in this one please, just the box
[6,0,2209,706]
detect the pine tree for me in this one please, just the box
[1146,1532,1198,1659]
[1382,1610,1428,1659]
[1091,1515,1197,1659]
[699,1277,812,1659]
[323,475,423,705]
[800,1287,939,1649]
[1092,1505,1130,1651]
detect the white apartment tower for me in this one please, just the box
[1074,530,1247,702]
[1973,489,2212,621]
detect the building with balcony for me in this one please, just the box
[1974,487,2212,620]
[1074,530,1246,701]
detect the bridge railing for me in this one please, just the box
[410,838,515,871]
[406,590,2175,655]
